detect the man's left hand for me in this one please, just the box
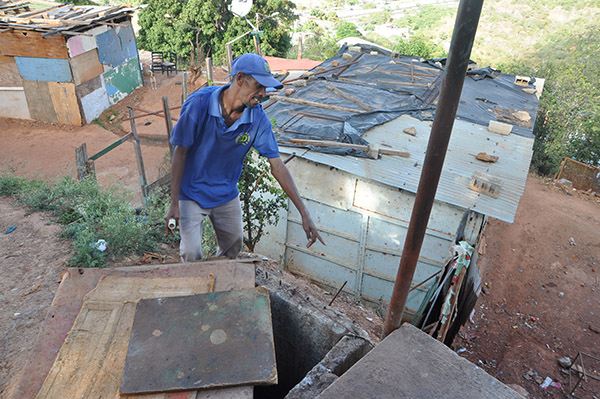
[302,215,326,248]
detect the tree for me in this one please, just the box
[392,36,444,58]
[335,21,363,40]
[528,25,600,174]
[137,0,297,64]
[237,150,287,252]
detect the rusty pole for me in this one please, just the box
[383,0,484,337]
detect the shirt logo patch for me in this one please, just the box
[236,132,250,146]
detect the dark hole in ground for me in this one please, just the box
[254,290,346,399]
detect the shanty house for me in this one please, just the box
[0,3,142,125]
[257,45,544,320]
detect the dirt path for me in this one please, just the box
[458,175,600,398]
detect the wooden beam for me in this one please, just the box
[326,84,374,111]
[288,138,410,157]
[270,95,363,114]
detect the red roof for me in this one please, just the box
[263,56,322,72]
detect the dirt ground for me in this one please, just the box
[1,72,599,398]
[457,177,600,398]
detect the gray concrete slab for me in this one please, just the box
[316,323,524,399]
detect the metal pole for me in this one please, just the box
[382,0,484,338]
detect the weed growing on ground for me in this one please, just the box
[0,172,181,268]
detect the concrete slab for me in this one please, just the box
[316,323,524,399]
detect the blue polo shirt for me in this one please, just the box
[170,85,280,208]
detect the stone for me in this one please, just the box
[403,127,417,136]
[557,357,572,368]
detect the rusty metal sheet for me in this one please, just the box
[121,286,277,394]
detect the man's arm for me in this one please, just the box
[268,156,325,248]
[164,145,188,233]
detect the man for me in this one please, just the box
[165,53,325,261]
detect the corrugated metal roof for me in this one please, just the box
[280,114,533,223]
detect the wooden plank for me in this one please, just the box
[0,60,22,86]
[36,275,215,399]
[270,95,364,114]
[48,82,82,125]
[0,30,68,58]
[6,261,255,399]
[70,48,103,85]
[22,79,57,122]
[289,138,410,157]
[326,84,374,111]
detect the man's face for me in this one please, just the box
[239,74,266,108]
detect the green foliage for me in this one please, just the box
[360,11,391,26]
[311,8,326,19]
[528,25,600,174]
[0,173,178,268]
[326,11,339,22]
[137,0,298,63]
[335,21,363,40]
[291,34,339,61]
[237,150,287,252]
[394,5,456,31]
[392,36,445,58]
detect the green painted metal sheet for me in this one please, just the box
[104,56,142,105]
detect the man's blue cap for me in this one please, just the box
[227,53,283,90]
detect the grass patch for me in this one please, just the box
[0,172,184,268]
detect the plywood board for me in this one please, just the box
[22,80,57,123]
[121,287,277,394]
[0,31,68,59]
[6,260,255,399]
[0,61,22,87]
[15,56,72,83]
[0,88,31,119]
[36,275,215,399]
[0,47,15,63]
[48,82,82,126]
[75,73,103,98]
[104,56,142,104]
[70,49,103,86]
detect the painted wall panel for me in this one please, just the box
[22,80,57,123]
[48,82,82,126]
[96,24,137,68]
[75,74,103,99]
[0,61,22,87]
[361,274,425,313]
[287,247,359,294]
[103,56,142,104]
[365,217,450,266]
[67,35,98,58]
[70,49,103,86]
[81,84,110,124]
[0,31,68,59]
[15,57,72,83]
[0,88,31,119]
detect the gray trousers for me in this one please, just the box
[179,197,243,261]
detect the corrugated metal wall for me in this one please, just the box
[257,158,484,316]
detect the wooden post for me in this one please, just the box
[226,43,233,80]
[181,71,188,104]
[127,107,149,202]
[206,57,213,85]
[75,143,95,180]
[162,96,174,156]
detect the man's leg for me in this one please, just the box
[209,196,243,259]
[179,200,207,262]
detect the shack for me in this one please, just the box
[257,45,544,321]
[0,2,142,125]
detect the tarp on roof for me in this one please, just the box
[265,46,540,157]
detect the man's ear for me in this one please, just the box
[235,72,246,85]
